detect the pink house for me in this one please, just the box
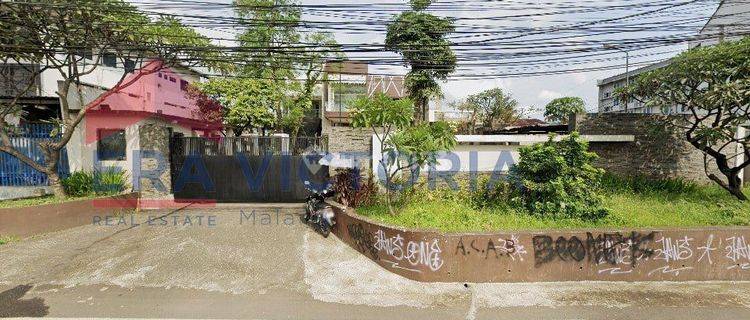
[66,60,222,192]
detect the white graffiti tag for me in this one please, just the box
[374,230,444,272]
[724,236,750,270]
[654,236,693,263]
[497,235,528,261]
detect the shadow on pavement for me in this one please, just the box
[0,284,49,317]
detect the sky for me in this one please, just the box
[131,0,720,118]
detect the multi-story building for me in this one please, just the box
[1,51,213,192]
[319,61,406,132]
[597,0,750,114]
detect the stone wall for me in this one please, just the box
[324,125,375,154]
[573,113,731,183]
[137,122,172,198]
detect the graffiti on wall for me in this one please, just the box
[340,213,750,281]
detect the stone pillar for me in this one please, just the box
[136,123,172,198]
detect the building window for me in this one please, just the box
[97,129,126,161]
[124,59,136,73]
[102,53,117,67]
[180,79,189,91]
[169,77,176,83]
[329,83,366,112]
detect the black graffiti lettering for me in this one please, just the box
[485,240,499,259]
[533,235,555,267]
[470,239,481,253]
[568,236,586,262]
[455,238,468,256]
[347,223,379,260]
[555,236,570,261]
[534,231,657,267]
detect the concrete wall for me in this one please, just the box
[66,114,195,194]
[574,113,745,184]
[333,205,750,282]
[0,186,53,201]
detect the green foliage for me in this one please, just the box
[544,97,585,124]
[619,36,750,200]
[357,184,750,232]
[508,132,608,220]
[349,93,456,214]
[601,173,699,196]
[196,78,281,135]
[61,171,94,197]
[350,93,414,129]
[332,169,377,208]
[387,121,458,169]
[62,169,127,197]
[385,3,456,119]
[0,235,19,245]
[463,87,522,131]
[231,0,340,134]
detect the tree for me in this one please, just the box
[509,132,608,221]
[232,0,339,134]
[544,97,585,124]
[619,36,750,200]
[466,88,522,132]
[385,0,456,123]
[193,79,279,136]
[0,0,228,196]
[350,93,456,214]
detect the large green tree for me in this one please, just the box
[544,97,585,124]
[385,0,457,123]
[221,0,339,135]
[620,36,750,200]
[0,0,228,196]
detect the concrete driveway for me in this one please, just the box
[1,205,749,319]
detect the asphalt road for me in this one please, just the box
[1,205,749,319]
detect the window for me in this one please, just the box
[124,59,136,73]
[97,129,126,161]
[180,79,189,91]
[169,77,176,83]
[329,83,366,112]
[102,53,117,67]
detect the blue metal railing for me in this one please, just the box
[0,123,70,186]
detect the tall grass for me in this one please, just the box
[600,173,700,196]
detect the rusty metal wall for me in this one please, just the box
[332,206,750,282]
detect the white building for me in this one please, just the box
[597,0,750,114]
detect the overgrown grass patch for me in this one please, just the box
[357,181,750,232]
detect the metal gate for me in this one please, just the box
[169,136,329,202]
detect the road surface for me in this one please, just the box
[1,205,749,319]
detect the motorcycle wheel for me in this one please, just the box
[319,220,330,238]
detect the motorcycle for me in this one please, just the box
[304,181,336,237]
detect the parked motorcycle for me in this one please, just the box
[304,181,336,237]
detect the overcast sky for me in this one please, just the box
[132,0,719,118]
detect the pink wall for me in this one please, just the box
[83,60,220,144]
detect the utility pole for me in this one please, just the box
[604,44,631,112]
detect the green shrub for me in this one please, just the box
[61,171,94,197]
[508,132,608,220]
[93,168,128,195]
[601,173,699,195]
[469,176,512,209]
[62,168,127,197]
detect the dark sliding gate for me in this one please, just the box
[169,136,329,202]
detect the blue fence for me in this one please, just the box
[0,123,70,186]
